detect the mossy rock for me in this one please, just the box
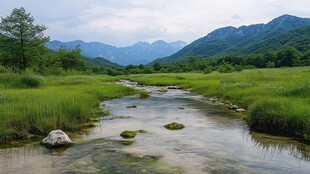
[164,122,185,130]
[120,131,137,139]
[137,129,148,133]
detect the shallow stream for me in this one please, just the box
[0,80,309,174]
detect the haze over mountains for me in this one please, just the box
[155,14,310,63]
[47,40,187,65]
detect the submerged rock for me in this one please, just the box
[119,140,134,145]
[41,129,73,148]
[137,129,148,133]
[126,105,137,109]
[120,131,137,139]
[156,88,168,93]
[235,108,246,112]
[228,105,238,110]
[164,122,185,130]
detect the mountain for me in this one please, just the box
[46,40,187,66]
[82,57,122,68]
[155,14,310,63]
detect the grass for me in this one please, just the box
[0,74,137,144]
[126,67,310,141]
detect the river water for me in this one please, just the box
[0,81,309,174]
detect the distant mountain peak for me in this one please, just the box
[47,39,187,65]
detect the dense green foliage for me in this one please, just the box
[0,74,137,144]
[127,67,310,141]
[148,47,310,73]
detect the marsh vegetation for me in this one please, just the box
[127,67,310,141]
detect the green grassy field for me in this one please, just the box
[0,74,137,144]
[126,67,310,141]
[1,67,309,144]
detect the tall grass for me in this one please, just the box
[127,67,310,141]
[0,74,137,144]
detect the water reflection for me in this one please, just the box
[249,131,310,161]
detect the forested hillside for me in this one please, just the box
[157,15,310,63]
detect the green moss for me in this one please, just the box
[120,131,137,139]
[164,122,185,130]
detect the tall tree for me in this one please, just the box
[0,7,49,72]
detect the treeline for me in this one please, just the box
[155,47,310,73]
[112,46,310,75]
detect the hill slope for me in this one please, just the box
[156,15,310,63]
[47,40,186,66]
[82,57,122,68]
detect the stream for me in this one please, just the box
[0,80,309,174]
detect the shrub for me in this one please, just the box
[217,63,235,73]
[7,76,43,88]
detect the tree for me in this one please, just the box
[276,47,301,67]
[55,47,85,71]
[153,62,162,71]
[0,7,49,72]
[138,64,145,70]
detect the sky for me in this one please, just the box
[0,0,309,47]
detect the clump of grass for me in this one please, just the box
[139,91,150,99]
[4,75,43,88]
[248,98,310,140]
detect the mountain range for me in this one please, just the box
[47,40,187,66]
[155,14,310,64]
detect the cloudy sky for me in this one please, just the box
[0,0,309,46]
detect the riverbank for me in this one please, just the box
[126,67,310,141]
[0,74,137,144]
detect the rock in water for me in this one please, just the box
[235,108,246,112]
[41,129,73,148]
[120,130,137,139]
[228,105,238,110]
[164,122,185,130]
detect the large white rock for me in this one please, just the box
[41,129,73,147]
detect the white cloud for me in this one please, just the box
[0,0,309,46]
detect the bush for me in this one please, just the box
[7,76,43,88]
[0,65,11,73]
[217,63,235,73]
